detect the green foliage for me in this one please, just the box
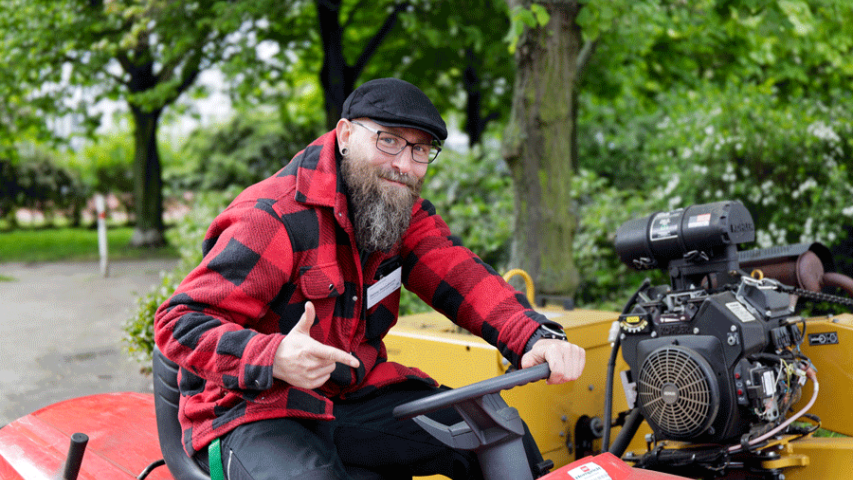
[569,0,853,309]
[0,0,267,243]
[171,111,324,192]
[396,0,515,141]
[62,133,136,216]
[238,0,514,144]
[69,133,134,195]
[0,147,88,226]
[124,270,180,369]
[579,0,853,106]
[646,86,852,248]
[570,169,667,310]
[423,146,515,269]
[574,83,853,309]
[505,4,551,53]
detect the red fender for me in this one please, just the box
[0,393,172,480]
[542,452,691,480]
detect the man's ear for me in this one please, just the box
[336,118,351,152]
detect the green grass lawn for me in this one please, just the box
[0,226,179,264]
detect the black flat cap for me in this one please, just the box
[342,78,447,141]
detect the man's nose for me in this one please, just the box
[390,146,415,174]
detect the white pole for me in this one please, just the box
[95,193,109,277]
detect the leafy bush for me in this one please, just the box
[170,111,324,193]
[0,147,88,227]
[66,133,135,217]
[649,87,853,248]
[423,144,514,269]
[570,169,667,310]
[574,84,853,309]
[70,133,134,194]
[65,128,185,220]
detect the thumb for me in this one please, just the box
[520,349,543,370]
[293,301,317,334]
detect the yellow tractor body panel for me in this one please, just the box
[781,436,853,480]
[794,314,853,436]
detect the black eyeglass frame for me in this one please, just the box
[350,120,442,164]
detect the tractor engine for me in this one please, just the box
[614,201,810,443]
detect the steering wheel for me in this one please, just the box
[392,363,551,420]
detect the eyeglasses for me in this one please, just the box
[351,121,442,164]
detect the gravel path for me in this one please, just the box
[0,258,178,427]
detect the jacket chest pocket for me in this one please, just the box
[299,263,344,299]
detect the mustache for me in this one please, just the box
[376,169,419,189]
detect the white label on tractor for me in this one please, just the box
[726,301,756,322]
[687,213,711,228]
[567,462,613,480]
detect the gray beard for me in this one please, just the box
[341,155,423,252]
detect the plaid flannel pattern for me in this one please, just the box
[154,130,556,455]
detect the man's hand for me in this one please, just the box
[520,338,585,385]
[273,302,360,390]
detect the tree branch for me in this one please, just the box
[352,2,408,78]
[575,36,598,84]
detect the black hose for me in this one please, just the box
[608,408,644,457]
[601,333,621,452]
[601,278,650,452]
[137,459,166,480]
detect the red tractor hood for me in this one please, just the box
[542,452,691,480]
[0,392,171,480]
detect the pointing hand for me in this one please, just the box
[273,302,360,389]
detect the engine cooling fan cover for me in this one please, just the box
[636,345,721,439]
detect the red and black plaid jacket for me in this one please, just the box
[154,130,557,455]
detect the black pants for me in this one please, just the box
[195,382,543,480]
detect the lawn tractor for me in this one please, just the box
[1,200,850,479]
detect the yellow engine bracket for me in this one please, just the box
[503,268,536,305]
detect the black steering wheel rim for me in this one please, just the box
[392,363,551,420]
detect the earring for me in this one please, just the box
[341,147,349,156]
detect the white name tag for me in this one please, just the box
[367,267,402,309]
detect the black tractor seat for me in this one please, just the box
[153,346,211,480]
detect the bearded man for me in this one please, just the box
[154,78,585,480]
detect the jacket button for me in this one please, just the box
[329,284,334,291]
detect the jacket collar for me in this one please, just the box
[292,130,341,207]
[291,130,352,228]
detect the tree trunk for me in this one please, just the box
[502,0,581,298]
[463,49,499,147]
[316,0,408,130]
[129,105,165,247]
[317,0,352,130]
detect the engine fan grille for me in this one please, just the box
[636,346,719,439]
